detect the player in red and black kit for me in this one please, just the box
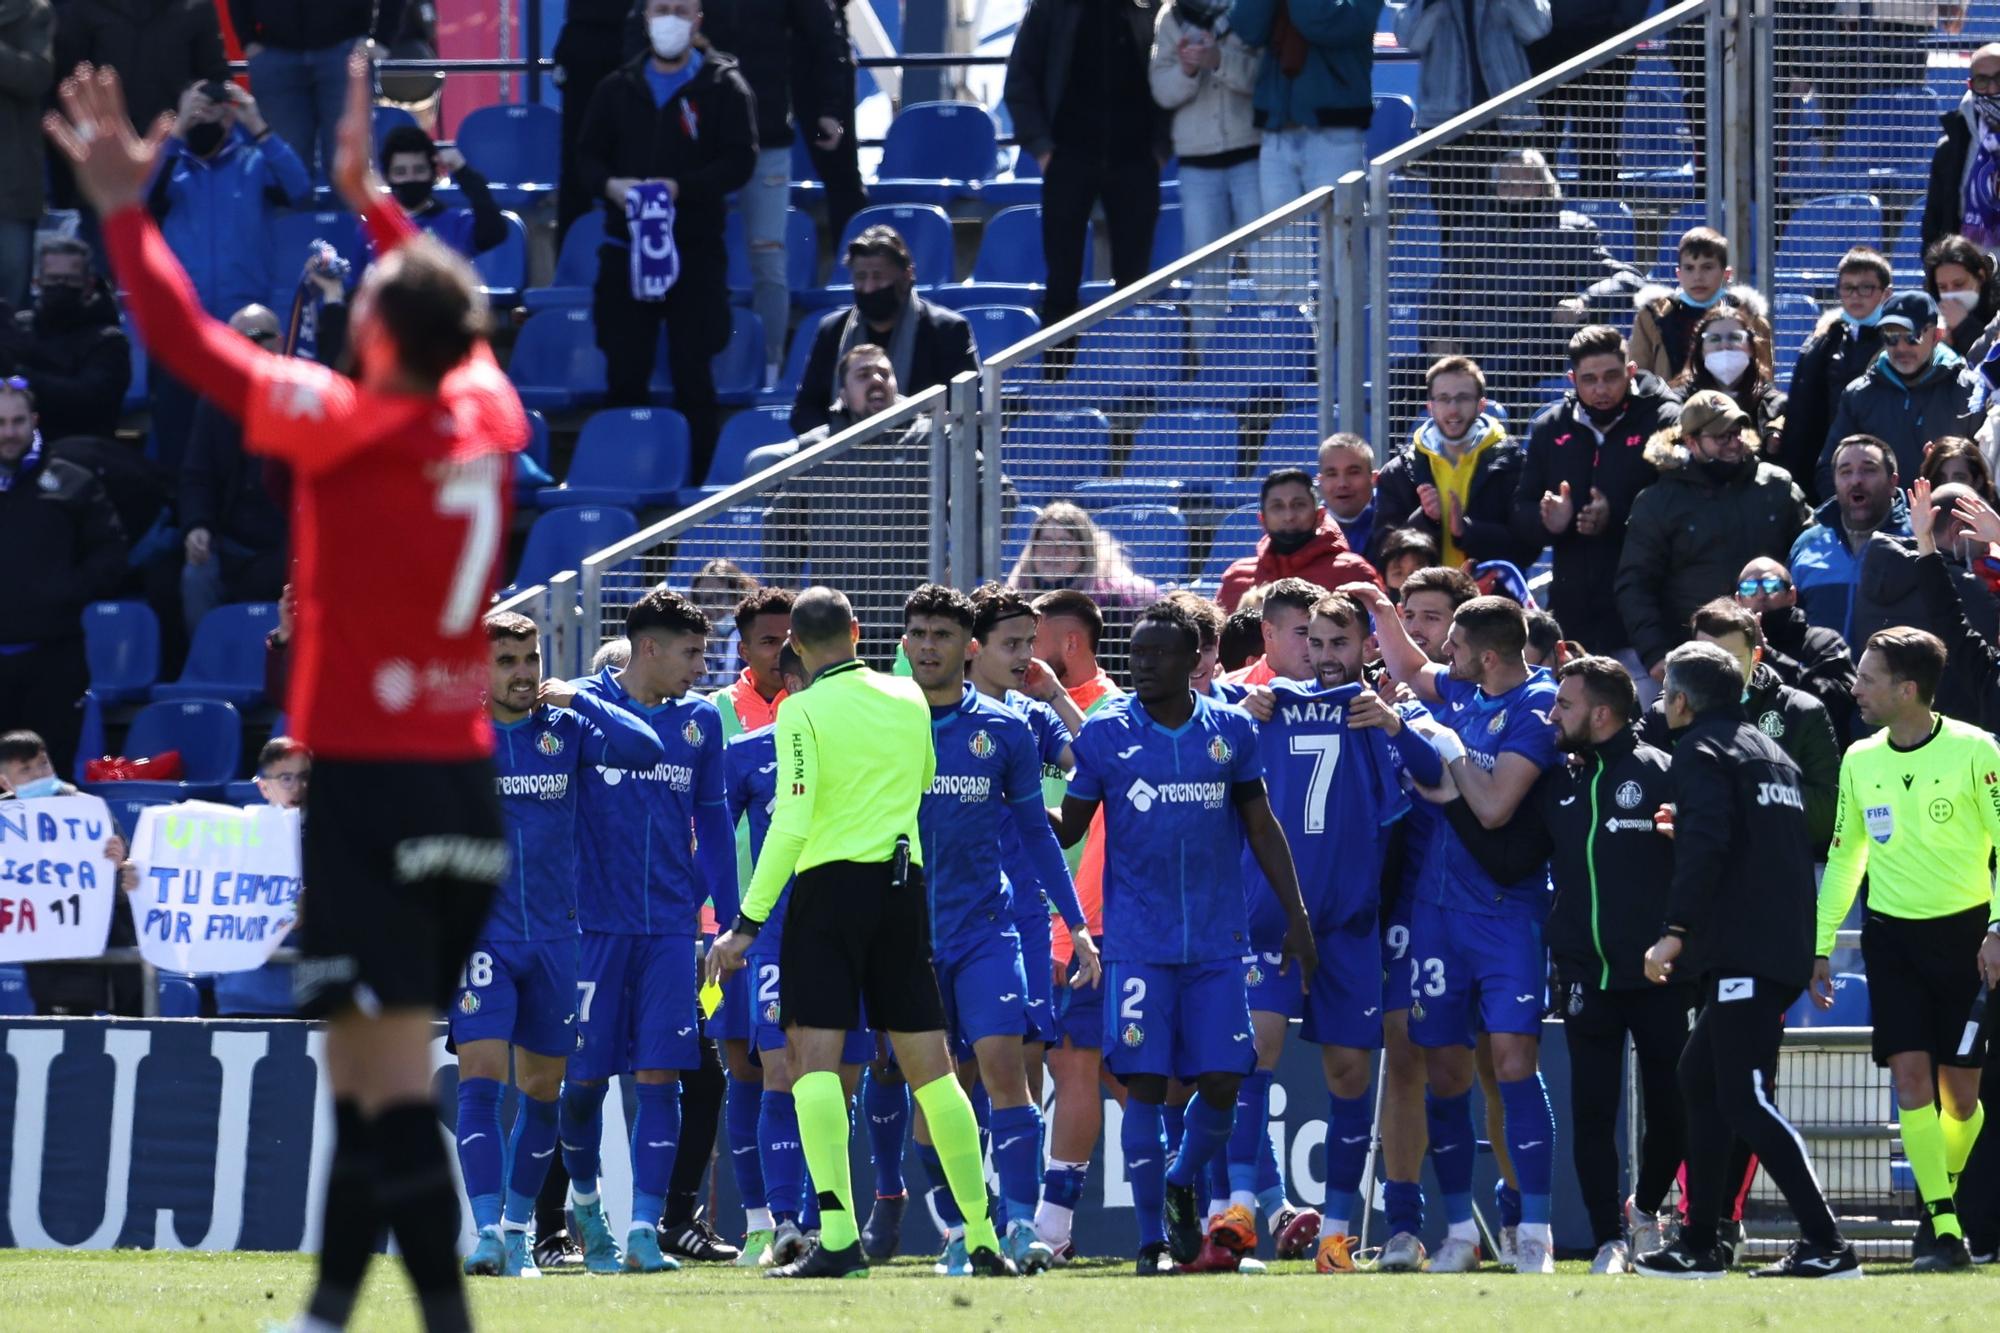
[48,59,527,1333]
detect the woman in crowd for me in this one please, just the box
[688,558,757,690]
[1672,299,1788,465]
[1926,233,2000,360]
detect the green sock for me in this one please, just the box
[1899,1102,1964,1239]
[794,1070,859,1251]
[912,1074,999,1253]
[1943,1100,1985,1182]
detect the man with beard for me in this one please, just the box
[1789,434,1911,644]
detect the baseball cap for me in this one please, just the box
[1679,389,1752,437]
[1876,289,1939,333]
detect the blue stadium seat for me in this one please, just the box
[1093,505,1189,587]
[472,211,529,305]
[1649,201,1710,280]
[1073,479,1187,510]
[969,204,1063,289]
[267,210,368,294]
[765,307,842,406]
[809,205,955,308]
[960,305,1039,359]
[1193,304,1316,412]
[871,101,1002,204]
[1010,408,1112,504]
[726,207,821,302]
[1125,409,1241,494]
[1368,94,1416,158]
[668,510,766,584]
[708,408,796,489]
[1801,89,1942,197]
[978,147,1043,207]
[1200,504,1267,583]
[83,600,160,707]
[1776,194,1882,284]
[1263,409,1323,465]
[522,211,605,312]
[539,408,691,509]
[224,779,266,805]
[1773,293,1821,386]
[1388,209,1442,286]
[455,103,562,210]
[524,408,551,473]
[1570,198,1636,267]
[1151,204,1185,269]
[644,313,766,407]
[1890,209,1926,284]
[511,506,638,591]
[508,308,606,411]
[152,603,279,706]
[100,791,173,840]
[0,964,33,1015]
[156,974,208,1017]
[1069,304,1189,401]
[97,699,243,801]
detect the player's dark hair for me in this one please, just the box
[377,123,437,173]
[1135,598,1204,653]
[1311,592,1367,630]
[903,582,977,630]
[971,581,1038,641]
[1663,641,1743,715]
[364,234,487,388]
[1220,607,1262,673]
[1691,597,1763,649]
[1558,655,1637,721]
[1834,433,1898,480]
[1031,587,1104,650]
[1426,354,1486,395]
[1164,589,1225,648]
[1400,564,1477,608]
[626,586,711,640]
[1259,467,1315,509]
[1567,323,1628,367]
[257,735,309,772]
[1261,577,1324,620]
[1525,609,1563,662]
[0,730,47,765]
[790,585,857,648]
[1453,595,1529,660]
[485,610,538,642]
[1865,627,1948,706]
[734,585,795,637]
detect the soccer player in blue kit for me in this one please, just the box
[453,612,667,1278]
[1367,588,1564,1275]
[1049,599,1315,1275]
[560,588,740,1274]
[902,584,1100,1274]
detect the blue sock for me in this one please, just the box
[915,1141,966,1229]
[503,1094,560,1227]
[862,1069,910,1197]
[558,1080,609,1197]
[1123,1100,1168,1248]
[726,1075,766,1214]
[1385,1179,1425,1236]
[1163,1100,1186,1157]
[760,1088,804,1224]
[1042,1159,1088,1211]
[1426,1090,1476,1225]
[455,1076,504,1229]
[1324,1091,1372,1233]
[1498,1074,1556,1226]
[1165,1092,1234,1189]
[1206,1152,1231,1210]
[1226,1069,1272,1197]
[630,1081,680,1234]
[990,1103,1044,1229]
[1496,1180,1523,1229]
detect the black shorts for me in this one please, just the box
[297,757,506,1019]
[778,857,945,1035]
[1860,905,1989,1068]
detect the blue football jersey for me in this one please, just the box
[723,725,791,956]
[484,691,666,942]
[571,666,728,936]
[921,686,1051,949]
[1423,668,1560,918]
[1070,691,1264,965]
[1244,681,1408,945]
[1000,689,1073,925]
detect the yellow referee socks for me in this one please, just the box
[912,1074,1001,1254]
[1943,1100,1985,1181]
[794,1070,859,1251]
[1899,1103,1964,1239]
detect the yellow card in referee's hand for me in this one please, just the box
[699,976,724,1020]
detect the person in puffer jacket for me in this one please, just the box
[1819,290,1983,497]
[1374,354,1538,571]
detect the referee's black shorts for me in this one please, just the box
[296,757,506,1019]
[1860,905,1989,1069]
[779,857,946,1035]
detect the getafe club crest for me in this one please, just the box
[682,718,704,748]
[1208,736,1232,765]
[969,730,996,760]
[536,729,563,756]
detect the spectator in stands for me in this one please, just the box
[1615,389,1810,681]
[1520,607,1574,670]
[555,1,643,236]
[793,0,867,244]
[1007,499,1157,609]
[1149,0,1262,325]
[377,125,508,259]
[577,0,757,480]
[1629,226,1741,383]
[1736,555,1856,742]
[0,380,126,776]
[265,580,293,704]
[209,734,310,1017]
[1789,433,1911,644]
[790,224,978,436]
[1376,525,1438,599]
[1670,297,1786,462]
[1216,465,1378,611]
[1820,290,1983,496]
[231,0,395,180]
[1229,0,1377,221]
[1926,234,2000,360]
[1005,0,1168,328]
[0,0,50,309]
[1524,0,1647,198]
[1376,355,1535,572]
[179,304,293,634]
[1513,324,1677,674]
[1316,432,1384,567]
[0,236,132,442]
[1922,432,2000,505]
[1780,246,1892,499]
[752,341,903,472]
[1219,604,1263,675]
[1820,2,1960,152]
[689,557,757,689]
[1922,41,2000,253]
[54,2,226,156]
[1908,474,2000,727]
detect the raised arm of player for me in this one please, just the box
[1341,581,1443,703]
[327,47,419,258]
[1235,781,1317,983]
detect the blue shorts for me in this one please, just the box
[712,963,754,1043]
[1302,921,1387,1051]
[1403,899,1546,1050]
[1245,948,1305,1020]
[572,931,701,1080]
[1054,954,1103,1050]
[745,952,875,1063]
[448,937,579,1059]
[1103,958,1255,1081]
[936,928,1032,1057]
[1016,910,1058,1044]
[1381,898,1415,1014]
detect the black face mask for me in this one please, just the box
[855,284,904,325]
[1696,456,1747,487]
[390,178,435,211]
[1267,528,1315,556]
[185,122,226,157]
[1581,395,1627,427]
[37,285,85,323]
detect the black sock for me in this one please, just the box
[537,1152,571,1238]
[665,1040,725,1229]
[307,1100,377,1329]
[374,1102,471,1333]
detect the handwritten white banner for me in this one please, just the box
[131,802,302,974]
[0,794,118,963]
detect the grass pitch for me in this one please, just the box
[0,1250,1995,1331]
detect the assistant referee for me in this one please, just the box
[1817,628,1999,1272]
[707,586,1016,1279]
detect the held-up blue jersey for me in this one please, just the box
[723,725,790,956]
[1001,689,1073,927]
[571,666,728,935]
[1244,681,1408,946]
[1070,691,1264,965]
[1422,668,1560,919]
[484,693,667,942]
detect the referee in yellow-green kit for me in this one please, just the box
[707,586,1016,1280]
[1817,626,2000,1272]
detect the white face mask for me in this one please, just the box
[1703,348,1751,386]
[649,14,694,59]
[1939,289,1981,310]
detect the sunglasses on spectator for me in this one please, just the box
[1737,576,1790,597]
[1879,330,1925,348]
[1701,330,1752,348]
[1971,71,2000,93]
[247,329,279,345]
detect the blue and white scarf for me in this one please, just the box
[627,182,680,302]
[1963,99,2000,252]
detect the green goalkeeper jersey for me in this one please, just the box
[1818,713,2000,954]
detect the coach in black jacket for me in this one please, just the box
[576,13,757,478]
